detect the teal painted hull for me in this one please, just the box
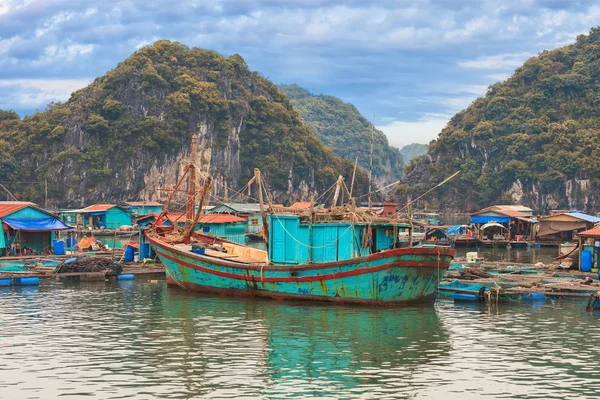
[149,236,455,305]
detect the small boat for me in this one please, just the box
[438,280,486,301]
[146,136,456,305]
[447,225,480,247]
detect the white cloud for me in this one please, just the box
[377,115,450,148]
[458,52,533,69]
[0,78,91,109]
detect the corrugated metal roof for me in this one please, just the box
[213,203,262,213]
[165,213,244,224]
[84,204,117,212]
[565,212,600,223]
[0,201,34,218]
[124,201,163,206]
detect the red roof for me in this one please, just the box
[125,201,163,206]
[290,201,313,209]
[0,201,35,218]
[164,213,244,224]
[496,209,529,218]
[84,204,116,212]
[471,209,529,218]
[578,228,600,237]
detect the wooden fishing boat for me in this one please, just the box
[148,232,456,305]
[146,136,456,305]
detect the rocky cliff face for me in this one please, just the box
[0,41,365,208]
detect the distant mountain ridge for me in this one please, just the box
[278,84,404,186]
[400,143,428,164]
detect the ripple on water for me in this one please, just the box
[2,282,600,399]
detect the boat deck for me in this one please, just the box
[173,243,268,266]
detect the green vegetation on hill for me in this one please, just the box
[0,41,366,206]
[400,27,600,211]
[400,143,428,165]
[278,84,403,185]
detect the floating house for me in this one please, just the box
[122,201,163,217]
[576,228,600,271]
[537,212,600,244]
[60,204,132,229]
[470,205,536,245]
[148,212,247,244]
[208,203,263,236]
[0,201,72,255]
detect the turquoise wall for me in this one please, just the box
[269,216,382,265]
[9,207,54,220]
[201,222,246,244]
[129,205,163,216]
[105,208,132,229]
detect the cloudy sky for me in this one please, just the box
[1,0,599,147]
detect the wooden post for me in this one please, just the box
[349,156,358,198]
[183,177,212,240]
[331,175,343,209]
[368,114,375,210]
[408,202,413,248]
[578,235,583,271]
[187,134,198,221]
[255,169,269,245]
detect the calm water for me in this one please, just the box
[2,280,600,399]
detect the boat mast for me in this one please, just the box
[255,168,269,245]
[368,114,375,210]
[331,175,344,209]
[187,134,198,221]
[349,156,358,198]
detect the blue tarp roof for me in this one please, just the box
[447,225,471,234]
[565,212,600,223]
[470,215,510,224]
[2,217,73,231]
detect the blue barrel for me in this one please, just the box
[116,274,134,280]
[522,293,545,300]
[140,243,151,259]
[0,278,12,286]
[192,248,206,256]
[14,277,40,286]
[53,239,65,255]
[202,226,210,233]
[581,250,593,272]
[124,246,135,262]
[454,293,480,301]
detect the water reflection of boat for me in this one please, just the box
[260,301,451,397]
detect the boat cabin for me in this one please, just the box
[268,214,409,264]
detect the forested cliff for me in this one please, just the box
[0,41,366,207]
[399,28,600,212]
[278,84,403,186]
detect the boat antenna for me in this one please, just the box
[368,114,375,210]
[349,156,358,198]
